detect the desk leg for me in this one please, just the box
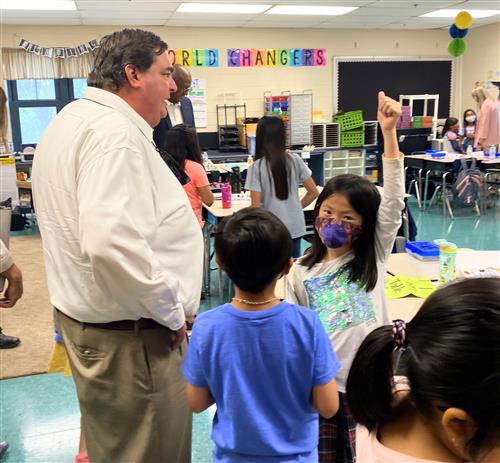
[203,222,215,296]
[423,170,431,210]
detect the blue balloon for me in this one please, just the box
[449,24,469,38]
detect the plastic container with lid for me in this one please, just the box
[405,241,440,261]
[434,239,457,285]
[221,183,232,209]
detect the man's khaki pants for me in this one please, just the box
[55,309,192,463]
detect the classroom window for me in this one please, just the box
[72,78,87,99]
[16,79,56,100]
[7,78,83,151]
[19,106,58,144]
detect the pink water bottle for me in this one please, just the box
[221,183,232,209]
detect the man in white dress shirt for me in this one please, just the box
[32,29,203,463]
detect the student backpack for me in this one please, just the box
[452,158,483,207]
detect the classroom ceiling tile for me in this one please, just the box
[243,18,325,28]
[166,18,249,27]
[367,0,464,7]
[80,18,167,25]
[2,0,498,27]
[75,1,180,12]
[3,17,83,25]
[0,10,81,21]
[79,10,172,20]
[169,12,258,20]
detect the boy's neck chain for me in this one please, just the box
[232,297,279,306]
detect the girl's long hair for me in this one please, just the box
[164,124,203,166]
[346,278,500,462]
[463,108,477,128]
[301,175,381,291]
[441,117,459,138]
[255,116,289,200]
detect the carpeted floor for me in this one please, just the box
[0,235,53,379]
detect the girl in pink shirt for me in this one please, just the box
[164,124,214,228]
[346,278,500,463]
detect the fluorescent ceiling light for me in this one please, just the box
[420,9,499,19]
[1,0,76,9]
[177,3,271,14]
[265,5,358,15]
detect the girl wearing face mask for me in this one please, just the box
[285,91,404,463]
[460,109,477,152]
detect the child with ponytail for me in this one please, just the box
[347,278,500,463]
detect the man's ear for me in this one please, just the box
[441,407,477,459]
[123,64,141,89]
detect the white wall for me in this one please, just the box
[461,22,500,116]
[1,23,498,132]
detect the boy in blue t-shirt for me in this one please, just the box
[182,207,340,462]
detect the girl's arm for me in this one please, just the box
[284,263,309,306]
[250,191,262,207]
[186,383,215,413]
[300,176,319,208]
[375,92,405,262]
[197,185,214,206]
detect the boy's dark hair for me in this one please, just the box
[164,124,203,165]
[301,174,381,291]
[215,208,292,294]
[255,116,289,200]
[88,29,168,92]
[346,278,500,461]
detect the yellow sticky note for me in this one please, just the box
[386,275,411,299]
[406,278,436,299]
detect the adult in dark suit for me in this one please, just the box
[153,64,195,150]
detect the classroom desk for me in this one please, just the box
[386,296,423,322]
[404,153,500,211]
[387,250,500,281]
[212,162,248,174]
[202,187,322,294]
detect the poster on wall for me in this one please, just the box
[226,48,327,67]
[189,78,208,128]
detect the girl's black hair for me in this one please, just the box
[301,175,381,291]
[164,124,203,166]
[346,278,500,461]
[441,117,459,138]
[255,116,289,200]
[463,108,477,128]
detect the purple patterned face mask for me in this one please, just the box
[315,217,362,249]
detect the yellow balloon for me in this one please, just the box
[455,11,473,29]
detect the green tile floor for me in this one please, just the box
[1,199,498,462]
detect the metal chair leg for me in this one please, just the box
[442,172,452,217]
[423,169,431,210]
[474,200,481,217]
[428,185,441,209]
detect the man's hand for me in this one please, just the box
[377,91,402,132]
[0,264,23,308]
[171,325,186,350]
